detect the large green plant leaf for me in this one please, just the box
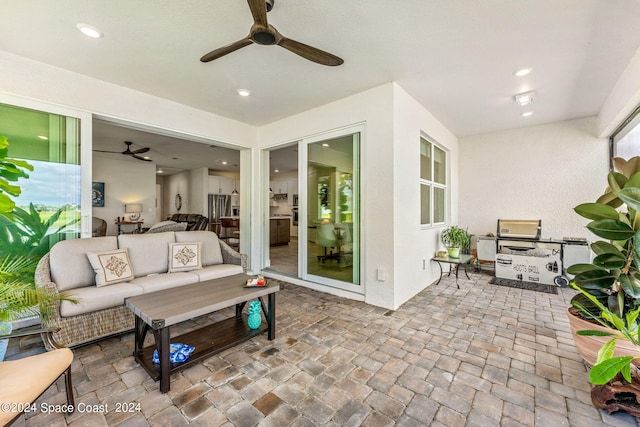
[587,219,635,241]
[608,172,628,196]
[0,193,14,213]
[619,187,640,213]
[567,263,606,274]
[572,269,616,290]
[593,252,626,269]
[591,241,624,257]
[625,171,640,189]
[590,356,636,384]
[596,190,623,208]
[619,273,640,298]
[574,203,619,221]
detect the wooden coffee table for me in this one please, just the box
[125,273,279,392]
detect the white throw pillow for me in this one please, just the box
[168,242,202,272]
[87,249,134,287]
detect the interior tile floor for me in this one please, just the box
[7,271,639,426]
[268,237,354,283]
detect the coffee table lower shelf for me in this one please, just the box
[134,314,268,382]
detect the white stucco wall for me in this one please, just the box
[258,84,395,308]
[92,155,157,235]
[458,117,608,240]
[392,85,459,307]
[598,45,640,137]
[0,50,257,148]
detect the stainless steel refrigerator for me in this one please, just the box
[208,194,231,235]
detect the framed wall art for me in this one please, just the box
[92,182,105,207]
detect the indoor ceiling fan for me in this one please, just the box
[200,0,343,66]
[93,141,152,162]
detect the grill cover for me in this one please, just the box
[497,219,541,240]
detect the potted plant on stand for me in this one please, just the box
[441,225,470,258]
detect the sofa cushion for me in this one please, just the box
[50,236,118,291]
[118,232,176,276]
[175,231,224,266]
[168,242,202,272]
[190,264,244,281]
[60,282,144,317]
[87,248,135,287]
[129,272,198,293]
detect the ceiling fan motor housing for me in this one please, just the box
[266,0,274,12]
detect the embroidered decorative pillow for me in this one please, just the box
[87,249,134,287]
[168,242,202,272]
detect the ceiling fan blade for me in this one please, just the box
[247,0,268,27]
[200,37,253,62]
[92,149,121,153]
[131,154,152,162]
[277,37,344,66]
[132,147,150,154]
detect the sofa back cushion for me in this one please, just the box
[50,236,118,291]
[118,232,176,276]
[175,231,223,266]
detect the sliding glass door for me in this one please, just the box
[303,130,361,292]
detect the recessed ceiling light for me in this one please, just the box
[274,169,279,173]
[37,135,48,140]
[143,156,150,160]
[222,161,227,165]
[521,111,534,117]
[156,169,163,174]
[514,91,535,106]
[322,143,330,147]
[237,89,251,97]
[76,23,103,38]
[513,67,533,77]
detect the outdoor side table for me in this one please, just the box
[431,254,473,289]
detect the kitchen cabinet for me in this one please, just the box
[270,179,288,195]
[270,218,290,246]
[209,176,234,194]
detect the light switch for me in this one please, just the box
[377,268,386,281]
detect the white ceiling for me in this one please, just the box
[2,0,640,162]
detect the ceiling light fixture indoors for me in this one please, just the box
[513,67,533,77]
[76,23,103,38]
[514,91,535,106]
[521,111,534,117]
[237,89,251,97]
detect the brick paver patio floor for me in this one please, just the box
[7,270,640,426]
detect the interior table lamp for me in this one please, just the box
[125,203,143,221]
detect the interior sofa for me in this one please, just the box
[168,213,209,231]
[35,230,246,350]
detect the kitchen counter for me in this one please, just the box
[270,217,291,246]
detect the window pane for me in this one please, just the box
[434,146,446,184]
[434,187,445,223]
[420,138,432,180]
[421,184,431,224]
[0,103,81,284]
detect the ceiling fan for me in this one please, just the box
[200,0,343,66]
[93,141,152,162]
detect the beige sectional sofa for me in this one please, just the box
[35,230,246,350]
